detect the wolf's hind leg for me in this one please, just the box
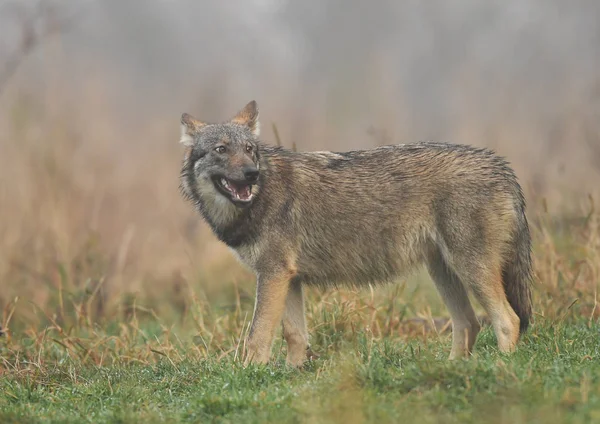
[452,257,520,353]
[427,249,481,359]
[281,280,309,367]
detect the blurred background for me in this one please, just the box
[1,0,599,323]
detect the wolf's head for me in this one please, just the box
[179,101,261,210]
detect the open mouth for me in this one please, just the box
[213,176,255,205]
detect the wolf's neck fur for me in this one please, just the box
[197,183,243,229]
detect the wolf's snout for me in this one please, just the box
[243,167,259,183]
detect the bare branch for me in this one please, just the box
[0,0,79,98]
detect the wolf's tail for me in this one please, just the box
[502,194,533,333]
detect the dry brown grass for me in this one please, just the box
[0,37,599,370]
[0,116,598,369]
[1,82,600,340]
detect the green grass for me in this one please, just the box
[1,318,599,424]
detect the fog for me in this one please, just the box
[3,1,599,186]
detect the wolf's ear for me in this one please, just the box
[231,100,260,136]
[180,113,205,146]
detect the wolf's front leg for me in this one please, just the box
[282,280,309,367]
[244,268,294,366]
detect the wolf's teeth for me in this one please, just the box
[221,178,232,190]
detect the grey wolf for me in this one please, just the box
[178,101,533,366]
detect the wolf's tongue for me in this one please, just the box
[230,182,251,200]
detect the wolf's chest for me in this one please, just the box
[228,242,262,272]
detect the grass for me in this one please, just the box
[1,201,599,424]
[0,202,599,423]
[1,319,599,423]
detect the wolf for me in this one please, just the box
[179,101,533,367]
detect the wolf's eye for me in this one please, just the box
[246,144,253,153]
[215,146,226,154]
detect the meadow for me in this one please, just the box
[0,125,598,422]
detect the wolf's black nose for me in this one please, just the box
[243,168,259,182]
